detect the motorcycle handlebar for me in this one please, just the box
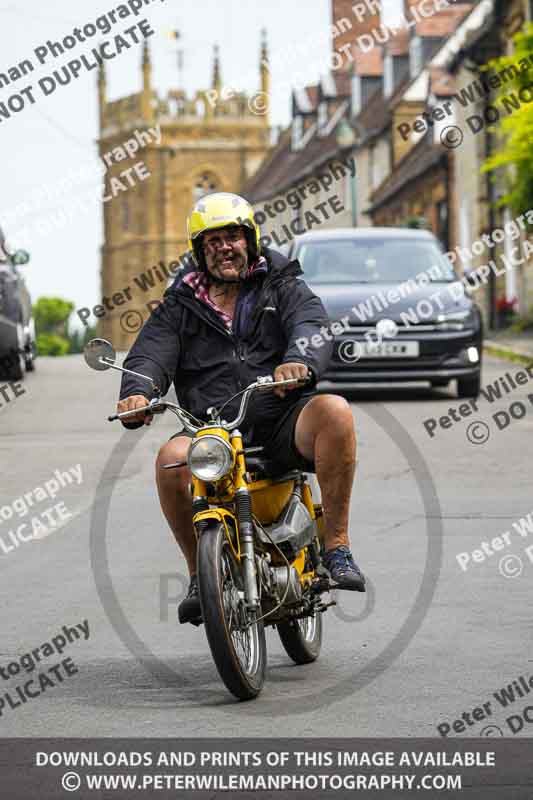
[109,373,311,431]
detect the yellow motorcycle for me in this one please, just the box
[85,338,335,701]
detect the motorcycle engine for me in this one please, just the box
[270,565,302,605]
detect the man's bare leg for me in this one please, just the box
[155,436,197,575]
[294,394,364,590]
[294,394,356,550]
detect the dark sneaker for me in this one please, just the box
[323,546,366,591]
[178,575,203,625]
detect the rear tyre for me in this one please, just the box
[25,346,36,372]
[197,522,266,700]
[277,611,322,665]
[457,373,481,399]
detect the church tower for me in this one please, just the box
[97,37,271,349]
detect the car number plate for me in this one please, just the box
[359,341,420,358]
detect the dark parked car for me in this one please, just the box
[288,228,482,398]
[0,224,35,380]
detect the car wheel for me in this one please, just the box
[5,324,26,381]
[24,341,36,372]
[457,373,481,399]
[6,351,25,381]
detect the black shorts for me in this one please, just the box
[170,392,316,473]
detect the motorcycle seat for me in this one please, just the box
[245,454,307,481]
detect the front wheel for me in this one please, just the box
[197,522,266,700]
[277,611,322,664]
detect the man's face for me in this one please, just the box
[203,225,249,282]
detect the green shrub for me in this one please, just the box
[510,308,533,332]
[36,334,71,356]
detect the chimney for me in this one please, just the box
[331,0,382,67]
[403,0,476,23]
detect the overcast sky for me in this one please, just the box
[0,0,402,317]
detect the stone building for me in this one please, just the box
[97,37,270,349]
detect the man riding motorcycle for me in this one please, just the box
[117,192,365,624]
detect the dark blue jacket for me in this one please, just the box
[119,247,333,432]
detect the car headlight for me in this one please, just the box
[188,435,234,481]
[436,309,476,331]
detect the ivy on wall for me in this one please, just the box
[482,23,533,218]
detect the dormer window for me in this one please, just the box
[291,114,303,151]
[384,53,394,98]
[351,75,362,116]
[409,36,423,77]
[318,102,328,134]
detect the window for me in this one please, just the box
[291,115,303,151]
[193,174,218,201]
[384,54,394,98]
[295,238,456,284]
[409,36,423,78]
[351,75,362,116]
[318,102,328,134]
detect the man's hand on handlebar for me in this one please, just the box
[273,363,310,398]
[117,395,153,425]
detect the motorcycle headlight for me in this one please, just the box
[436,309,476,331]
[188,435,234,481]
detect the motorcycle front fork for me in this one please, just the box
[235,487,260,611]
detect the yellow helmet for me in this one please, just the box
[187,192,261,268]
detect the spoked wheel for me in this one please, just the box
[277,610,322,664]
[197,522,266,700]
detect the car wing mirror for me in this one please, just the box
[12,250,30,266]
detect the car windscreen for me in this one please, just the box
[295,238,456,284]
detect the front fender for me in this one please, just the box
[193,508,240,560]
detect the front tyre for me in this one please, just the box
[277,611,322,664]
[197,522,266,700]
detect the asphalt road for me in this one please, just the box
[1,353,531,738]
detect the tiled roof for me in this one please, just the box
[354,86,390,142]
[243,124,345,204]
[368,135,447,211]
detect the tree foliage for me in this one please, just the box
[482,23,533,217]
[33,297,74,337]
[36,333,71,356]
[32,296,96,356]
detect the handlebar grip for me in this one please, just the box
[108,404,156,422]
